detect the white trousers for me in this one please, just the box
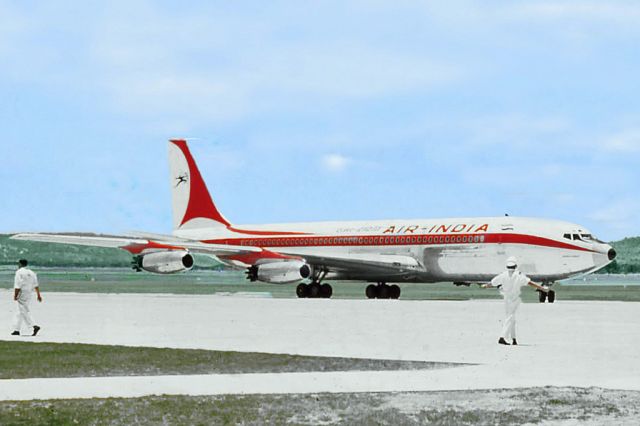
[13,300,35,332]
[501,299,520,340]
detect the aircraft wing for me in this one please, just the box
[11,233,422,277]
[10,233,261,257]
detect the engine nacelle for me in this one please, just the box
[246,260,311,284]
[133,251,194,274]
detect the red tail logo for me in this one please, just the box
[170,139,230,227]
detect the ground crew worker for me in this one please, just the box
[11,259,42,336]
[482,256,548,345]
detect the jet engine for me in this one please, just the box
[132,251,194,274]
[246,260,311,284]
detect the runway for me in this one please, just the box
[1,290,639,400]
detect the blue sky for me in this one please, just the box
[1,1,639,240]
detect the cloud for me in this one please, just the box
[86,3,466,126]
[95,47,461,125]
[321,154,351,172]
[600,129,640,153]
[506,1,640,23]
[465,114,569,147]
[0,4,30,54]
[588,198,640,234]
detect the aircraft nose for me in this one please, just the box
[608,248,617,261]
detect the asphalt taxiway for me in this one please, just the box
[1,291,639,400]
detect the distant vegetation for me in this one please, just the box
[1,234,639,273]
[0,234,223,270]
[600,237,640,274]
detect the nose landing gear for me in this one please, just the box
[537,283,556,303]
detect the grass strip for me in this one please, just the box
[0,341,454,379]
[1,269,640,301]
[1,387,639,425]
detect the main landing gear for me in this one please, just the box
[296,269,332,298]
[365,282,401,299]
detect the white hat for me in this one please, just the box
[506,256,517,268]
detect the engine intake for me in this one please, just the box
[132,251,194,274]
[246,260,311,284]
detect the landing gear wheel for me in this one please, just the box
[366,284,377,299]
[309,283,321,298]
[377,284,390,299]
[538,290,547,303]
[320,283,333,298]
[296,283,309,298]
[389,284,401,299]
[547,290,555,303]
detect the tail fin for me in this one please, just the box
[168,139,231,230]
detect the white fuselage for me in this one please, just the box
[174,216,614,283]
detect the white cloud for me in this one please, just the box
[465,114,569,147]
[506,1,640,23]
[321,154,351,172]
[78,2,465,125]
[588,198,640,234]
[600,129,640,153]
[0,4,30,54]
[94,45,461,124]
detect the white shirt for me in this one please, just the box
[491,269,530,305]
[14,267,38,303]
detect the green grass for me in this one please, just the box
[0,341,451,380]
[1,388,638,425]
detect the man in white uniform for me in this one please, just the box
[11,259,42,336]
[482,256,548,345]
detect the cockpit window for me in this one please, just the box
[564,232,604,243]
[580,234,605,243]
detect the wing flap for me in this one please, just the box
[291,252,424,276]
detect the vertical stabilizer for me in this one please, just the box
[168,139,231,230]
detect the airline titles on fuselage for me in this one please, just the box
[335,223,490,235]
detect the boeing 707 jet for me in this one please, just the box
[12,139,616,300]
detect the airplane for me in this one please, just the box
[12,139,616,301]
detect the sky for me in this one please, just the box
[1,1,639,240]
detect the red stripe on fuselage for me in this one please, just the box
[203,232,594,253]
